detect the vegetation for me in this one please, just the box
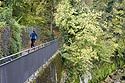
[31,54,63,83]
[54,0,125,82]
[1,0,125,82]
[0,0,59,56]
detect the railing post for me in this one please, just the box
[0,39,58,83]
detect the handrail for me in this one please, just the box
[0,39,59,83]
[0,39,57,65]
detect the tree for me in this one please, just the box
[54,0,125,82]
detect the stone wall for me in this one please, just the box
[21,26,42,49]
[0,26,43,57]
[1,26,11,56]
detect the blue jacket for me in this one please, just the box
[30,32,37,39]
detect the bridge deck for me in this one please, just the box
[0,40,59,83]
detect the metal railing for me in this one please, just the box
[0,39,59,83]
[0,39,56,66]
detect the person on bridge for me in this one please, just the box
[30,30,37,48]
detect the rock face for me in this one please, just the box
[103,66,125,83]
[1,26,11,56]
[21,28,30,48]
[0,26,42,57]
[21,26,43,48]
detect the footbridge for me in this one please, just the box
[0,39,59,83]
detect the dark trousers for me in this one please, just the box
[31,39,36,48]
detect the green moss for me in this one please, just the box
[32,80,36,83]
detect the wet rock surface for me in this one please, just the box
[103,66,125,83]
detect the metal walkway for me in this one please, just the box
[0,39,59,83]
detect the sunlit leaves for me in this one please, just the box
[55,0,125,82]
[0,7,12,22]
